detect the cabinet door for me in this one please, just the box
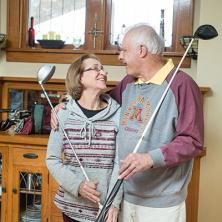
[48,175,63,222]
[11,166,48,222]
[0,146,8,222]
[2,86,65,131]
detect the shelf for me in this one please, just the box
[0,133,49,146]
[6,48,192,67]
[20,189,41,195]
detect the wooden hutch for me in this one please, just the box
[0,77,208,222]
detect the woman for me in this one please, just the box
[46,54,122,222]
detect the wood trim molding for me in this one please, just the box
[6,49,191,67]
[0,76,210,92]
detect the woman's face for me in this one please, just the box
[80,58,107,92]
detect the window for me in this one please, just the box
[110,0,174,47]
[29,0,86,45]
[6,0,193,67]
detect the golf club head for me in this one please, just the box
[37,64,56,84]
[194,24,218,40]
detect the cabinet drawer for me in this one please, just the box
[13,147,46,166]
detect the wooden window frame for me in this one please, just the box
[6,0,193,67]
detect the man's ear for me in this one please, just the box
[138,44,148,58]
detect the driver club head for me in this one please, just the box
[194,24,218,40]
[37,64,56,84]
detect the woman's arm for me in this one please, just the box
[46,110,84,197]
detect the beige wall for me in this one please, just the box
[1,0,222,222]
[197,0,222,222]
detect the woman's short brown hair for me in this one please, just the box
[65,54,100,100]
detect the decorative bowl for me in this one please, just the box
[0,33,6,49]
[37,40,65,49]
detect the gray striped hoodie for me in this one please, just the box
[46,94,122,222]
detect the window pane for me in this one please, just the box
[29,0,86,44]
[111,0,174,47]
[19,172,42,221]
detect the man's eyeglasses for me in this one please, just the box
[117,45,127,54]
[83,66,107,74]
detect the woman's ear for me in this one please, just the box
[138,44,148,58]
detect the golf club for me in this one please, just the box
[37,64,103,210]
[96,24,218,222]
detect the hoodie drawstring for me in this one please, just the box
[80,121,96,146]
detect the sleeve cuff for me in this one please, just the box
[149,148,165,168]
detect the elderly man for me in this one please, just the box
[51,24,204,222]
[109,24,204,222]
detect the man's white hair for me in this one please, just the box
[125,23,165,55]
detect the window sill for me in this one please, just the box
[6,48,191,67]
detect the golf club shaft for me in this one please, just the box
[96,38,195,221]
[96,179,123,222]
[133,38,194,153]
[40,84,89,180]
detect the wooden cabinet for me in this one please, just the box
[0,135,50,222]
[0,77,208,222]
[11,146,48,221]
[0,133,63,222]
[0,77,68,222]
[0,145,9,222]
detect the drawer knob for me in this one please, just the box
[23,153,38,159]
[2,187,6,193]
[12,188,17,194]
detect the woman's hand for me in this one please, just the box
[79,181,101,203]
[105,206,119,222]
[50,103,66,130]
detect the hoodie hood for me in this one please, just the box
[65,94,120,146]
[66,93,120,121]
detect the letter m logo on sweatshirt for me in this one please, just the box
[129,106,142,122]
[121,96,151,128]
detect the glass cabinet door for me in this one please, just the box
[19,172,42,221]
[7,88,65,134]
[12,167,48,222]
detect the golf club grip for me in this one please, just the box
[96,178,123,222]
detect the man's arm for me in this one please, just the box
[159,73,204,167]
[120,72,204,178]
[109,75,134,104]
[50,103,66,130]
[50,75,133,130]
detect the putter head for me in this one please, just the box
[194,24,218,40]
[37,64,56,84]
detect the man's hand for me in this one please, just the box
[79,180,101,203]
[50,103,66,130]
[105,206,119,222]
[119,153,153,180]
